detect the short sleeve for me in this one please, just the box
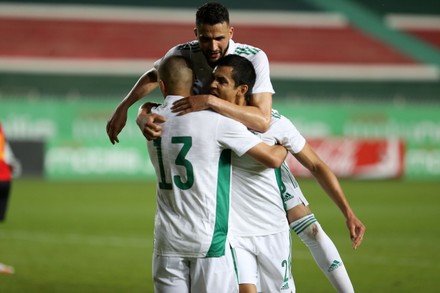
[270,115,306,154]
[250,50,275,94]
[216,117,262,157]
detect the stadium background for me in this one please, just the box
[1,0,440,292]
[1,0,439,180]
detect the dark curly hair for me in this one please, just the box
[216,54,256,102]
[196,2,230,27]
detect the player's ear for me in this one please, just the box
[229,26,234,39]
[159,80,166,95]
[240,84,248,95]
[194,27,198,38]
[237,84,248,103]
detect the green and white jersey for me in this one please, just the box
[230,110,306,237]
[154,39,275,95]
[147,95,263,258]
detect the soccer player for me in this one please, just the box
[107,2,273,143]
[113,2,365,291]
[0,122,17,275]
[206,54,295,293]
[141,55,288,293]
[207,55,365,293]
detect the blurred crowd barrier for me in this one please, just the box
[1,1,439,180]
[1,99,438,181]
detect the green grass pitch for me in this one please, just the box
[0,179,439,292]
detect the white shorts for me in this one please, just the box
[231,230,295,293]
[152,247,238,293]
[281,163,309,210]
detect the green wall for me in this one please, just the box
[1,98,439,180]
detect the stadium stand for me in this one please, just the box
[0,0,439,101]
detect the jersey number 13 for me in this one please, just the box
[153,136,194,190]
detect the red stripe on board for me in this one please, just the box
[0,17,416,64]
[235,26,415,64]
[0,18,194,59]
[405,30,440,51]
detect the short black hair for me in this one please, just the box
[158,55,194,93]
[216,54,256,102]
[196,2,230,27]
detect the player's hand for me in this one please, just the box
[106,107,128,144]
[171,95,211,115]
[137,113,166,141]
[346,215,366,250]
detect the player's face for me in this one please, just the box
[210,66,243,105]
[195,22,234,66]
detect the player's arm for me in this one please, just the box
[171,92,272,132]
[106,69,159,144]
[4,141,21,177]
[136,102,165,141]
[245,142,287,168]
[213,91,272,132]
[172,50,273,132]
[293,143,366,249]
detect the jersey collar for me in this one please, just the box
[225,39,236,56]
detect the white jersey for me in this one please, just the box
[154,39,275,95]
[230,109,306,238]
[147,95,263,258]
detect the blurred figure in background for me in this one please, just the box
[0,122,20,275]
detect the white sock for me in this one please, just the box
[290,214,354,293]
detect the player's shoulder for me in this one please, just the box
[203,110,245,128]
[150,103,167,115]
[187,110,241,132]
[190,109,222,121]
[175,40,201,52]
[219,114,248,132]
[272,108,282,119]
[271,109,284,122]
[270,109,292,128]
[232,41,264,57]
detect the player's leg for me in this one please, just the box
[152,254,190,293]
[0,263,14,275]
[0,181,11,221]
[281,167,354,293]
[256,231,295,293]
[233,246,258,293]
[190,245,239,293]
[240,283,258,293]
[289,206,354,293]
[0,181,14,275]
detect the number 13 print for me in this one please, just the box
[153,136,194,190]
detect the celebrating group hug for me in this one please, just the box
[106,3,365,293]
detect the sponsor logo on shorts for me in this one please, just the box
[280,282,290,291]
